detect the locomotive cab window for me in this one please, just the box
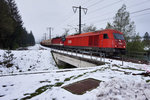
[113,33,124,40]
[103,34,109,39]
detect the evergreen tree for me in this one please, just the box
[112,4,136,38]
[7,0,24,49]
[30,31,35,45]
[0,0,15,48]
[127,33,144,52]
[28,31,35,46]
[143,32,150,47]
[0,0,36,49]
[3,49,15,68]
[7,0,22,25]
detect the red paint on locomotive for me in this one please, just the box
[64,29,126,54]
[65,30,125,47]
[51,37,63,45]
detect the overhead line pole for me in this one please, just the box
[47,27,53,40]
[79,6,81,34]
[44,33,46,40]
[72,6,87,34]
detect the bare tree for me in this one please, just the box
[82,24,97,33]
[63,28,70,36]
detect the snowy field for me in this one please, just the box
[0,44,150,100]
[0,45,57,75]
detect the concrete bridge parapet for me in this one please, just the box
[51,50,105,68]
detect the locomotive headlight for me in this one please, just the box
[115,45,117,48]
[123,46,126,48]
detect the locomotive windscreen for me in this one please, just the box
[113,33,124,40]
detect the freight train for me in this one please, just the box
[41,29,126,55]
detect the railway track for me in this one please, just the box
[44,45,149,65]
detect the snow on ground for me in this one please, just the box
[0,44,150,100]
[0,44,57,75]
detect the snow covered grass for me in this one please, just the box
[0,44,57,75]
[1,64,150,100]
[96,78,150,100]
[0,44,150,100]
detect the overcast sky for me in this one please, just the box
[15,0,150,42]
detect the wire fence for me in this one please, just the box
[125,51,150,62]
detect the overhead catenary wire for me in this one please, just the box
[53,0,150,36]
[81,0,125,24]
[86,0,104,8]
[81,0,97,6]
[54,0,109,30]
[54,10,75,28]
[54,0,82,29]
[88,0,123,15]
[54,0,124,33]
[83,0,150,25]
[87,7,150,24]
[131,8,150,14]
[80,0,91,6]
[131,12,150,18]
[86,11,150,30]
[128,0,150,9]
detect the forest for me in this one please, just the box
[0,0,35,50]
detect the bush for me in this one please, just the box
[3,50,15,68]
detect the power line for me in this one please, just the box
[87,7,150,24]
[131,8,150,14]
[131,12,150,18]
[88,12,150,29]
[86,0,104,8]
[54,0,150,36]
[54,0,123,34]
[83,0,150,23]
[128,0,150,9]
[54,10,75,28]
[81,0,96,6]
[88,0,123,15]
[53,1,90,34]
[80,0,90,6]
[81,0,124,24]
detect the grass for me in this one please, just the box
[73,74,83,79]
[40,80,51,83]
[146,80,150,83]
[21,85,53,100]
[20,66,111,99]
[55,79,59,81]
[64,76,74,82]
[54,82,64,87]
[91,67,110,73]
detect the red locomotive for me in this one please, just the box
[64,29,126,54]
[41,29,126,55]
